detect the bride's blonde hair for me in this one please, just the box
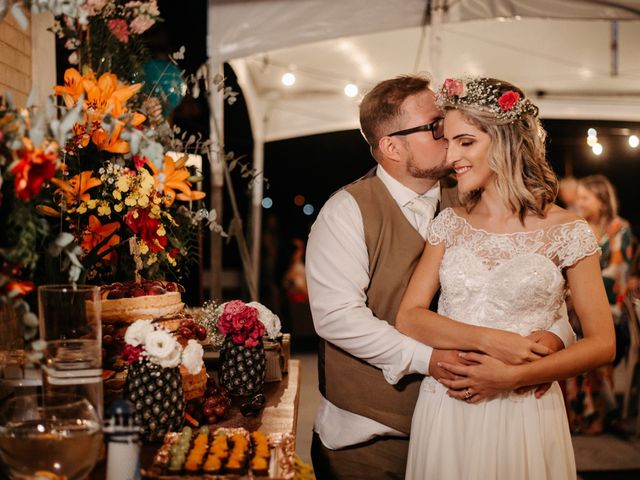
[439,78,558,221]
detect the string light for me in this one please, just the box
[344,83,359,98]
[629,135,639,148]
[281,72,296,86]
[592,143,603,156]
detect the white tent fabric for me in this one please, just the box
[210,0,640,142]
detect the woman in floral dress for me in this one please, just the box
[564,174,635,434]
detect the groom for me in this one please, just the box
[305,74,575,479]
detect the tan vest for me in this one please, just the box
[318,174,459,435]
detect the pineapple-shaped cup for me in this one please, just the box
[124,360,184,442]
[121,319,204,442]
[220,334,266,396]
[215,300,281,397]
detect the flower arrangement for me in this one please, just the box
[33,66,206,282]
[436,76,538,122]
[54,0,161,81]
[122,318,203,373]
[215,300,281,348]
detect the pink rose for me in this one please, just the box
[107,19,130,43]
[244,337,260,348]
[232,333,246,345]
[443,78,465,97]
[498,91,520,112]
[223,300,248,316]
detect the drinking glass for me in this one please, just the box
[38,285,103,417]
[0,393,103,479]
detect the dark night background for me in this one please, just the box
[58,1,640,313]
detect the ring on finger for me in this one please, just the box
[464,388,472,400]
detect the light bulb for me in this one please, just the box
[592,143,603,156]
[629,135,639,148]
[281,72,296,86]
[586,136,598,147]
[344,83,359,97]
[587,128,597,137]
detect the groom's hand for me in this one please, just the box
[515,331,564,398]
[429,349,472,380]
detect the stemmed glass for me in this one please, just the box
[0,394,103,479]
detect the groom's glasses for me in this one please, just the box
[387,118,444,140]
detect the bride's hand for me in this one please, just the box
[437,352,519,402]
[481,329,551,365]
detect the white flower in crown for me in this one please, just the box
[144,329,179,360]
[182,339,204,374]
[124,318,154,346]
[247,301,282,340]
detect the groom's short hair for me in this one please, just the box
[359,75,432,154]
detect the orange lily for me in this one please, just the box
[146,155,196,206]
[5,281,35,297]
[91,124,130,154]
[36,205,61,217]
[176,190,206,202]
[53,68,85,108]
[81,215,120,261]
[51,170,102,205]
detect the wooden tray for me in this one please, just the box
[142,427,295,479]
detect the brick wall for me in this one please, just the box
[0,12,32,107]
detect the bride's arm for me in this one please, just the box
[439,253,615,399]
[396,242,551,365]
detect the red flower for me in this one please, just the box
[11,143,58,201]
[133,154,147,170]
[122,344,144,364]
[107,19,130,43]
[498,91,521,112]
[125,208,167,253]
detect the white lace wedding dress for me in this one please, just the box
[406,208,599,480]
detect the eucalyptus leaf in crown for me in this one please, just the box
[436,77,539,122]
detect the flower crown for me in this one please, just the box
[435,77,538,122]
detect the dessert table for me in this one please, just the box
[90,360,301,479]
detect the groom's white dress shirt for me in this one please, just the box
[305,165,576,450]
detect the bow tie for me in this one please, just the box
[405,196,438,237]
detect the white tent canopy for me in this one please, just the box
[206,0,640,297]
[210,0,640,142]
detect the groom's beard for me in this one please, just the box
[406,152,453,180]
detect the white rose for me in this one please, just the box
[182,339,204,374]
[155,343,182,369]
[124,319,155,347]
[247,301,281,339]
[144,330,178,360]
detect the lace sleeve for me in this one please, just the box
[556,220,600,269]
[426,208,455,246]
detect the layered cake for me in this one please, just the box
[100,280,184,323]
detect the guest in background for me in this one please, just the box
[627,243,640,299]
[558,176,579,213]
[565,174,635,434]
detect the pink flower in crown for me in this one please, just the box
[498,91,521,112]
[443,78,466,97]
[107,19,130,43]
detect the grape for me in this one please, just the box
[194,325,208,341]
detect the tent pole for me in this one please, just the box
[206,3,223,301]
[428,0,445,85]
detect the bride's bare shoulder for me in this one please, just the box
[545,204,583,226]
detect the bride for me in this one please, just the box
[396,77,615,479]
